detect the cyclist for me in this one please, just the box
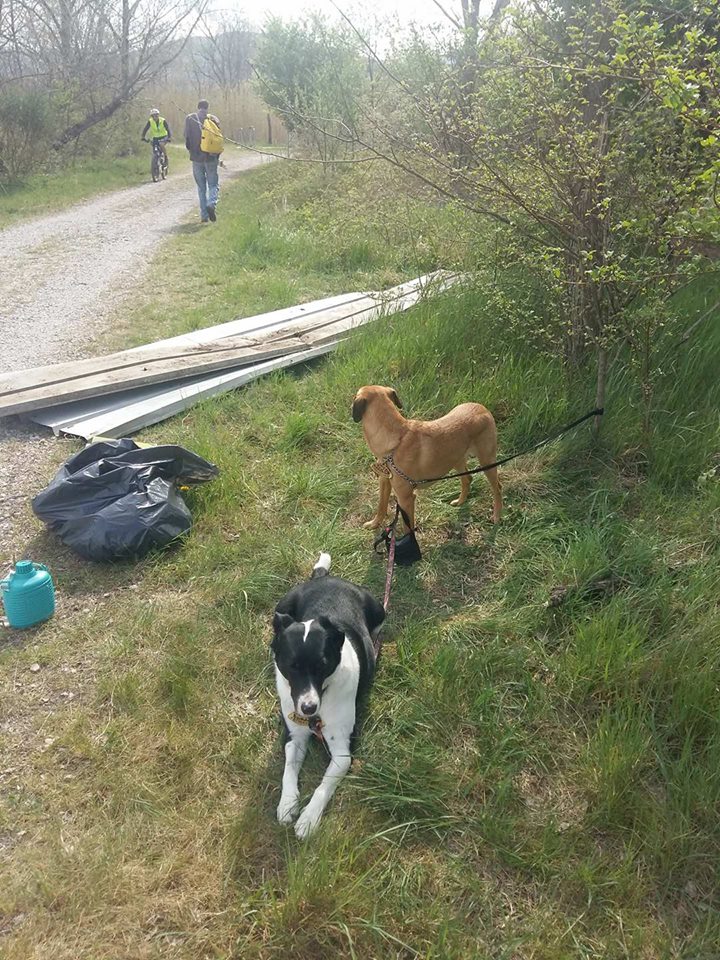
[141,108,172,167]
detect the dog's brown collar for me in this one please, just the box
[288,711,312,725]
[288,712,325,742]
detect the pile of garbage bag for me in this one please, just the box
[32,439,219,562]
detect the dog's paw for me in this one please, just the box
[363,518,381,529]
[277,794,300,824]
[294,804,322,839]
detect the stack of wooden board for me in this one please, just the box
[0,273,454,439]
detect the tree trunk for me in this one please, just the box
[593,346,608,437]
[52,94,129,148]
[121,0,131,89]
[565,251,591,366]
[58,0,73,77]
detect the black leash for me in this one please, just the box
[383,407,604,488]
[373,406,604,606]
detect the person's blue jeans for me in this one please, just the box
[192,157,220,220]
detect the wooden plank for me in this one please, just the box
[2,273,455,418]
[23,300,407,433]
[126,292,365,352]
[0,337,284,397]
[276,288,427,346]
[33,343,339,440]
[0,295,380,398]
[0,338,310,416]
[0,297,385,416]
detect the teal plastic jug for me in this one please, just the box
[0,561,56,629]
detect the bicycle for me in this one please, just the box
[145,137,169,182]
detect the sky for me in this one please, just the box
[220,0,495,32]
[250,0,448,27]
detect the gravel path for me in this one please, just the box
[0,152,269,573]
[0,152,268,374]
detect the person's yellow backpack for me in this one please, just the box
[200,117,224,155]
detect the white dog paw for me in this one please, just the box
[277,794,300,824]
[294,805,322,839]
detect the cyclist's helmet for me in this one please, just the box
[150,108,160,116]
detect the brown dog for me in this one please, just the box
[352,385,502,531]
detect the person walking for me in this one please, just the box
[184,99,224,223]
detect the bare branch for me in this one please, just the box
[431,0,462,31]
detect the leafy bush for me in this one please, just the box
[0,88,55,180]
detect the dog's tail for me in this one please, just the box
[311,552,331,578]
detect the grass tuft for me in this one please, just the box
[1,160,719,958]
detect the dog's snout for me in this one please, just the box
[297,684,321,718]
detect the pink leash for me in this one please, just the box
[383,526,396,612]
[371,503,401,656]
[375,524,396,657]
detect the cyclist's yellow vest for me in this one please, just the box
[200,117,224,155]
[148,116,168,139]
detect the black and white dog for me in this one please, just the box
[272,553,385,839]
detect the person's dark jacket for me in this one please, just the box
[184,112,220,162]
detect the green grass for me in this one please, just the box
[0,143,286,230]
[0,149,155,227]
[1,162,719,959]
[109,158,445,352]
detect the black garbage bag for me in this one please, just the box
[32,439,219,562]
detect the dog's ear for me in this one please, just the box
[389,389,403,410]
[317,615,345,648]
[352,396,367,423]
[273,611,294,636]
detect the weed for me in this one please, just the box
[2,161,719,959]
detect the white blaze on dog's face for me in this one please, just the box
[271,613,346,716]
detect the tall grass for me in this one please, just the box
[1,161,719,959]
[0,151,149,227]
[142,82,288,146]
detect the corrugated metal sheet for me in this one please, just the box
[26,272,455,439]
[30,343,338,439]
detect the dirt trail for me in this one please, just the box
[0,152,269,569]
[0,153,268,374]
